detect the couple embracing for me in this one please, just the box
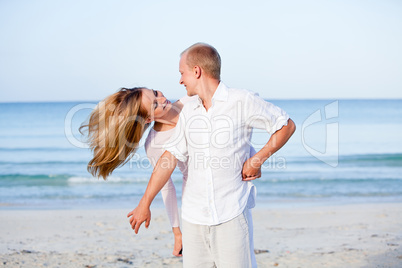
[82,42,295,268]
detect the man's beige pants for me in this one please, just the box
[182,209,257,268]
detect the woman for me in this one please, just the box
[80,87,192,256]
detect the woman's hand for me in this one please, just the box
[172,227,183,257]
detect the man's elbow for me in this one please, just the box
[287,118,296,136]
[278,118,296,141]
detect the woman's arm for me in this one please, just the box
[160,178,183,256]
[160,178,180,228]
[144,132,182,256]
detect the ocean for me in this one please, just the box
[1,100,401,210]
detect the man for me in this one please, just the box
[128,43,296,267]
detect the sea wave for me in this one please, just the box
[257,177,402,183]
[0,174,152,186]
[286,153,402,166]
[0,161,87,165]
[67,176,150,184]
[0,147,80,152]
[338,153,402,166]
[2,153,400,167]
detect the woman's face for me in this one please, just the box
[141,88,172,123]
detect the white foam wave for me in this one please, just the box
[67,176,149,184]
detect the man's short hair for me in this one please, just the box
[181,43,221,80]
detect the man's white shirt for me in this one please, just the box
[164,82,289,225]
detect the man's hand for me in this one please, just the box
[242,119,296,181]
[242,156,262,181]
[127,203,151,234]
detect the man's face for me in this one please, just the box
[179,54,197,96]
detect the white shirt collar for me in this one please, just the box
[212,82,229,102]
[194,82,228,109]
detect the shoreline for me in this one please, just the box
[1,202,401,267]
[1,196,402,211]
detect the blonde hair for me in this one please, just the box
[181,42,221,80]
[80,87,149,179]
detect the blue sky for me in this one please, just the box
[1,0,401,102]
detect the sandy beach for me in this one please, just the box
[1,202,401,267]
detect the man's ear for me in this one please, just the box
[193,65,201,78]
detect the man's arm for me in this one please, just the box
[127,150,178,233]
[242,118,296,180]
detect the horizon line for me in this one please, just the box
[1,97,402,104]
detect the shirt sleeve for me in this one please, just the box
[245,91,290,134]
[163,110,189,162]
[250,145,257,157]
